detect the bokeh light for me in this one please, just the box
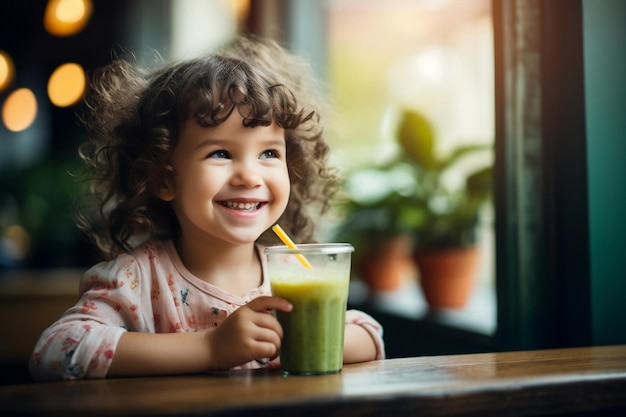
[44,0,93,37]
[2,88,38,132]
[3,225,31,262]
[47,62,86,107]
[0,51,15,92]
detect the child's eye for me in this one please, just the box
[208,150,231,159]
[260,149,280,159]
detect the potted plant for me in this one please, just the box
[396,109,492,308]
[333,163,423,292]
[335,109,492,306]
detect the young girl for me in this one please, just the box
[29,37,384,381]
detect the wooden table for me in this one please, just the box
[2,345,626,417]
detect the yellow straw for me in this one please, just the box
[271,224,312,269]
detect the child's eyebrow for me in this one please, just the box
[259,137,287,148]
[194,138,226,150]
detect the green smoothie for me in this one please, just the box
[271,275,348,375]
[265,243,353,376]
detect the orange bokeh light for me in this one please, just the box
[44,0,93,37]
[0,51,15,92]
[2,88,38,132]
[48,62,86,107]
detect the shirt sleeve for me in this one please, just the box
[29,255,147,381]
[345,309,386,360]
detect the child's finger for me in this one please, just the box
[246,296,293,313]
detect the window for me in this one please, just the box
[323,0,496,349]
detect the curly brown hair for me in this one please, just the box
[76,36,339,258]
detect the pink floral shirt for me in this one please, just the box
[29,240,385,381]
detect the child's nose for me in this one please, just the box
[231,161,262,187]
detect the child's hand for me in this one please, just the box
[205,296,292,369]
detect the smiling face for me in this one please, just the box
[158,109,290,248]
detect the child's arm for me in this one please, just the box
[107,296,292,376]
[29,251,292,381]
[343,310,386,363]
[343,323,379,363]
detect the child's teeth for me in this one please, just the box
[224,202,257,210]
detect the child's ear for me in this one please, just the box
[156,178,175,202]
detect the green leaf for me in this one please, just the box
[396,110,436,170]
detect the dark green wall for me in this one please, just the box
[583,0,626,345]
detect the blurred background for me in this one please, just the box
[1,0,625,383]
[0,0,494,270]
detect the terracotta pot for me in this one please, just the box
[414,246,479,309]
[359,235,414,292]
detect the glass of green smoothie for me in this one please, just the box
[265,243,354,376]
